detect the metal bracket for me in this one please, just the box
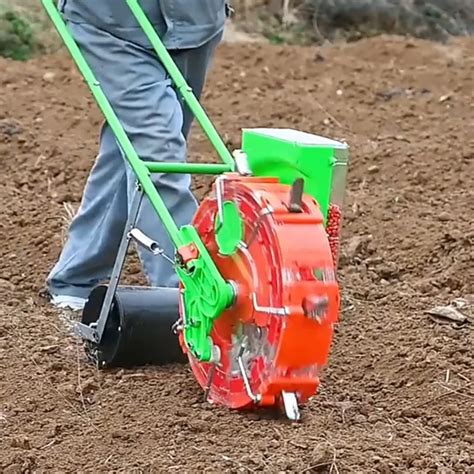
[215,176,225,232]
[128,228,174,264]
[203,345,221,402]
[282,391,301,421]
[239,206,273,250]
[287,178,304,213]
[74,187,144,343]
[232,149,252,176]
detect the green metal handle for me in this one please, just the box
[42,0,237,362]
[144,162,231,174]
[125,0,235,170]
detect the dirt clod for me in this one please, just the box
[10,436,31,450]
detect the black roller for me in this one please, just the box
[81,285,186,368]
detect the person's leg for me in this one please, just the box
[47,123,128,306]
[47,22,223,304]
[47,20,217,304]
[171,31,223,140]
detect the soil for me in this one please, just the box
[0,34,473,472]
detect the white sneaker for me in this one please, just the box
[50,294,87,312]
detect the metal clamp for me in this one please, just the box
[128,228,174,264]
[232,149,252,176]
[281,391,301,421]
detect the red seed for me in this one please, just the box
[326,203,342,265]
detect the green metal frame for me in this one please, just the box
[42,0,235,361]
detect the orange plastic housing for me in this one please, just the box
[180,175,340,411]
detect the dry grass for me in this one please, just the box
[1,0,473,59]
[233,0,474,43]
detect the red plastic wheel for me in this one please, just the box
[179,174,340,411]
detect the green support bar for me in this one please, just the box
[145,162,233,174]
[125,0,236,171]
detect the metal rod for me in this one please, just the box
[238,245,289,316]
[41,0,184,248]
[73,189,143,343]
[145,162,233,175]
[95,189,144,343]
[237,344,261,403]
[203,363,217,402]
[125,0,236,171]
[240,206,273,250]
[215,177,225,232]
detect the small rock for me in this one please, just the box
[439,212,450,222]
[314,52,325,62]
[439,94,451,103]
[80,377,99,393]
[443,405,458,416]
[376,88,403,101]
[111,429,129,440]
[31,352,43,364]
[464,434,474,444]
[11,435,31,449]
[0,278,15,291]
[39,344,59,354]
[415,280,433,294]
[368,165,380,174]
[122,372,148,381]
[445,229,463,241]
[115,369,125,379]
[354,414,367,424]
[344,236,365,259]
[200,412,213,421]
[400,408,421,418]
[270,439,281,448]
[46,423,61,438]
[4,464,22,474]
[59,383,75,398]
[188,420,206,433]
[48,361,64,371]
[365,256,383,265]
[376,262,399,279]
[43,71,56,83]
[437,420,453,432]
[0,119,23,136]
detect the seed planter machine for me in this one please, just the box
[43,0,349,421]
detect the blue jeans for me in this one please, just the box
[47,21,222,298]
